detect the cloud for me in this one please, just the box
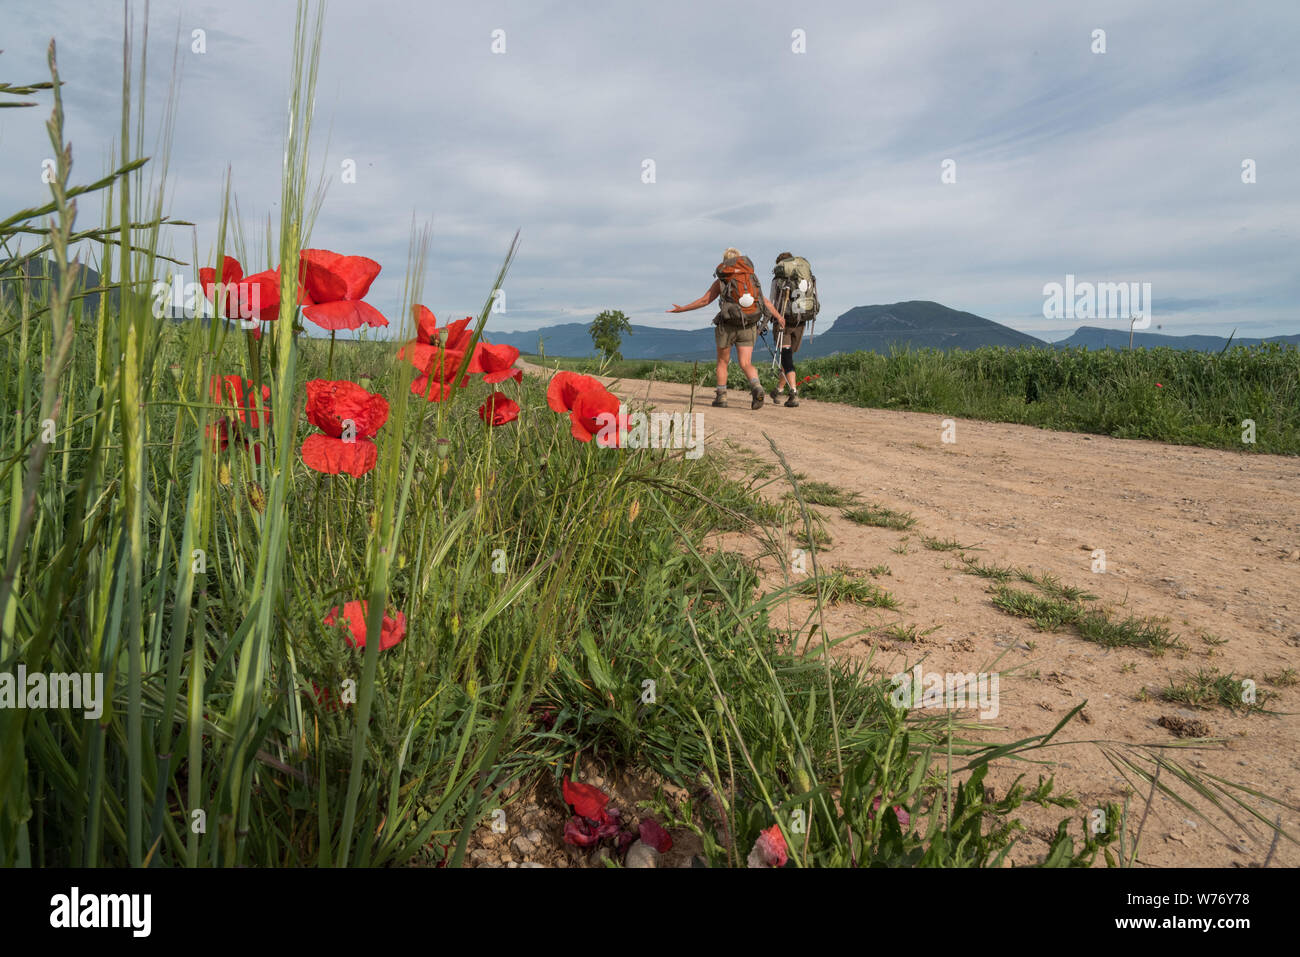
[0,0,1296,341]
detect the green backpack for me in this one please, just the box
[772,256,819,324]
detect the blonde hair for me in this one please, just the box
[722,247,742,261]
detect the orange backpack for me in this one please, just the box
[714,256,766,326]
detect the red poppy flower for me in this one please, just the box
[479,391,520,427]
[441,316,475,353]
[639,818,673,853]
[311,681,345,712]
[563,817,602,848]
[410,351,471,402]
[199,256,244,319]
[301,433,377,475]
[293,249,387,330]
[562,778,610,820]
[302,379,389,476]
[569,386,625,446]
[400,309,475,402]
[592,806,622,839]
[413,304,440,342]
[747,824,788,868]
[546,370,605,413]
[470,342,522,384]
[529,703,557,730]
[206,417,231,452]
[237,268,298,326]
[400,313,474,359]
[323,599,407,651]
[870,796,910,828]
[304,379,389,438]
[205,418,264,464]
[300,249,374,300]
[210,374,272,429]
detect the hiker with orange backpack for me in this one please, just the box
[668,248,786,409]
[767,252,820,407]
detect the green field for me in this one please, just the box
[529,341,1300,455]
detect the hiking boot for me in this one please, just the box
[751,386,766,410]
[768,385,781,404]
[784,394,800,407]
[711,392,727,408]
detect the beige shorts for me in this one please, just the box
[715,322,757,349]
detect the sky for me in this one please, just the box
[2,0,1297,342]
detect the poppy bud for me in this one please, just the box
[246,483,266,514]
[436,438,451,459]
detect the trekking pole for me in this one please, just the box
[772,286,790,373]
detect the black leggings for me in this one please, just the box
[780,347,795,374]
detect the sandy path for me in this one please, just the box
[527,363,1300,866]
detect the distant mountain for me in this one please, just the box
[1053,326,1300,351]
[0,257,119,316]
[494,301,1045,360]
[800,301,1045,357]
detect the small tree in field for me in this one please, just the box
[590,309,631,361]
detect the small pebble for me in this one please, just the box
[625,840,659,869]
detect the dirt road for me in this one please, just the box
[543,364,1300,867]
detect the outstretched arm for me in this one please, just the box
[668,279,720,313]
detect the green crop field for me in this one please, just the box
[529,342,1300,455]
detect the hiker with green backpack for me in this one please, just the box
[668,247,786,409]
[766,252,820,407]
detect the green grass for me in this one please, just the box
[960,556,1018,583]
[922,535,972,552]
[1161,669,1272,713]
[797,566,899,608]
[525,338,1300,455]
[793,524,832,549]
[989,585,1182,654]
[1265,668,1298,688]
[843,504,917,531]
[1015,569,1098,603]
[799,480,860,508]
[878,623,936,643]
